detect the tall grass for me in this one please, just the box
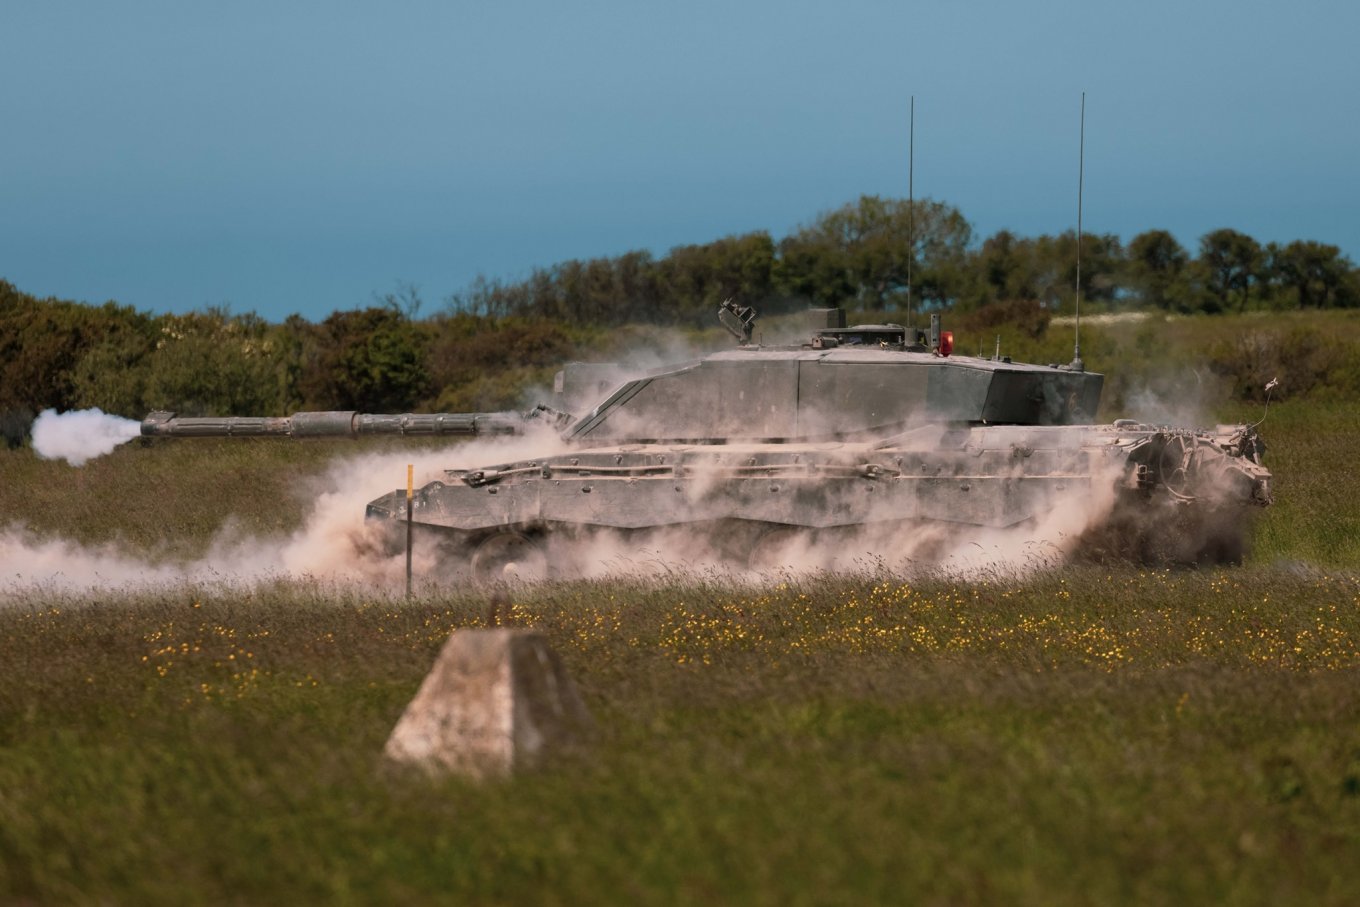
[2,570,1359,905]
[1223,400,1360,567]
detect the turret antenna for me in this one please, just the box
[1251,377,1280,429]
[1070,91,1086,372]
[906,95,915,332]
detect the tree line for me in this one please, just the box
[4,194,1358,443]
[0,283,593,444]
[457,195,1360,322]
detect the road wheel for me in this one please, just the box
[1155,435,1195,498]
[470,531,548,584]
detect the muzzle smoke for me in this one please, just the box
[32,408,141,465]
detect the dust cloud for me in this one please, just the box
[0,427,570,601]
[3,378,1251,599]
[1,428,1130,601]
[497,447,1131,583]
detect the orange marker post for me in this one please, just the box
[405,464,414,600]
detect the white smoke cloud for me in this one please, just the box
[0,450,1155,603]
[5,405,1145,600]
[0,529,186,590]
[1120,371,1227,428]
[32,408,141,466]
[0,426,572,601]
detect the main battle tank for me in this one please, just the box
[142,304,1272,580]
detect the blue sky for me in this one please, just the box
[3,0,1356,323]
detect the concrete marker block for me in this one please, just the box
[383,628,593,779]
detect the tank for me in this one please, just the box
[142,303,1272,580]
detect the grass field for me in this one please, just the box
[2,321,1360,904]
[4,568,1360,905]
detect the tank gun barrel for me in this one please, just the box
[140,410,527,439]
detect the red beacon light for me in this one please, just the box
[938,331,953,357]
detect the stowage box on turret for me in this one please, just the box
[143,305,1271,580]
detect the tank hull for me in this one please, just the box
[365,421,1271,580]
